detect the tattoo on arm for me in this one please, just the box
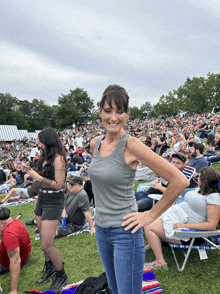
[42,177,53,187]
[8,249,16,258]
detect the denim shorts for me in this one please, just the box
[34,189,64,220]
[95,224,145,294]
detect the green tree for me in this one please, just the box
[91,109,100,123]
[12,107,29,130]
[130,106,140,119]
[28,99,55,131]
[204,73,220,111]
[56,88,94,128]
[0,93,18,125]
[139,101,153,119]
[176,77,206,115]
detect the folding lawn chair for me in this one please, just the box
[168,228,220,271]
[182,166,196,181]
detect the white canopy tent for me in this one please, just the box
[0,125,41,142]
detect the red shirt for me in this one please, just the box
[76,149,82,154]
[0,219,31,269]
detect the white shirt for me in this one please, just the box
[75,137,83,148]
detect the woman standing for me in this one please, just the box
[26,128,68,292]
[88,85,189,294]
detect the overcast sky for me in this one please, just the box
[1,0,220,109]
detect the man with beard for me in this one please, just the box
[186,143,208,178]
[135,152,188,212]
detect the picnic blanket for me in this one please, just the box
[0,197,36,207]
[35,208,95,241]
[38,269,163,294]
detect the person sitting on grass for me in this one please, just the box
[80,166,95,207]
[143,167,220,271]
[0,207,32,294]
[0,180,40,204]
[0,167,6,185]
[0,174,16,196]
[135,152,187,212]
[55,177,95,238]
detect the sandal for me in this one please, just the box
[144,244,151,251]
[144,260,168,271]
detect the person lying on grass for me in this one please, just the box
[0,180,40,204]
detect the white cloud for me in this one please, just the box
[1,0,220,108]
[1,40,107,89]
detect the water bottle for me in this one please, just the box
[61,216,66,227]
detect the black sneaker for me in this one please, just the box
[25,219,36,226]
[36,261,56,285]
[35,228,39,233]
[49,272,68,292]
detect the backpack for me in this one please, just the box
[74,272,111,294]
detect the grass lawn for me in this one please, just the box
[1,167,220,293]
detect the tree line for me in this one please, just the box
[130,73,220,119]
[1,73,219,131]
[0,88,95,132]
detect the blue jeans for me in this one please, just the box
[95,224,145,294]
[68,163,76,171]
[0,183,10,194]
[208,156,220,163]
[203,151,215,157]
[135,191,154,211]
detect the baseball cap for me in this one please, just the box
[80,167,88,177]
[0,207,10,220]
[171,152,186,163]
[69,176,83,186]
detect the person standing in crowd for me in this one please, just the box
[26,128,68,292]
[88,85,189,294]
[75,133,83,149]
[29,144,39,162]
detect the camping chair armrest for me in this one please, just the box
[139,186,151,191]
[174,229,220,239]
[148,194,163,201]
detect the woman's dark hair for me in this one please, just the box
[100,85,129,112]
[207,133,215,145]
[199,167,220,195]
[36,128,67,177]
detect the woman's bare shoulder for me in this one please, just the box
[54,154,66,164]
[90,136,99,146]
[90,136,100,155]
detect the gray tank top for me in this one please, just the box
[88,134,137,228]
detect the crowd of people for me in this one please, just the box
[0,87,220,293]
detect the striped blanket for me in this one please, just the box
[40,269,163,293]
[0,197,36,207]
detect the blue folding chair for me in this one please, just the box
[168,228,220,271]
